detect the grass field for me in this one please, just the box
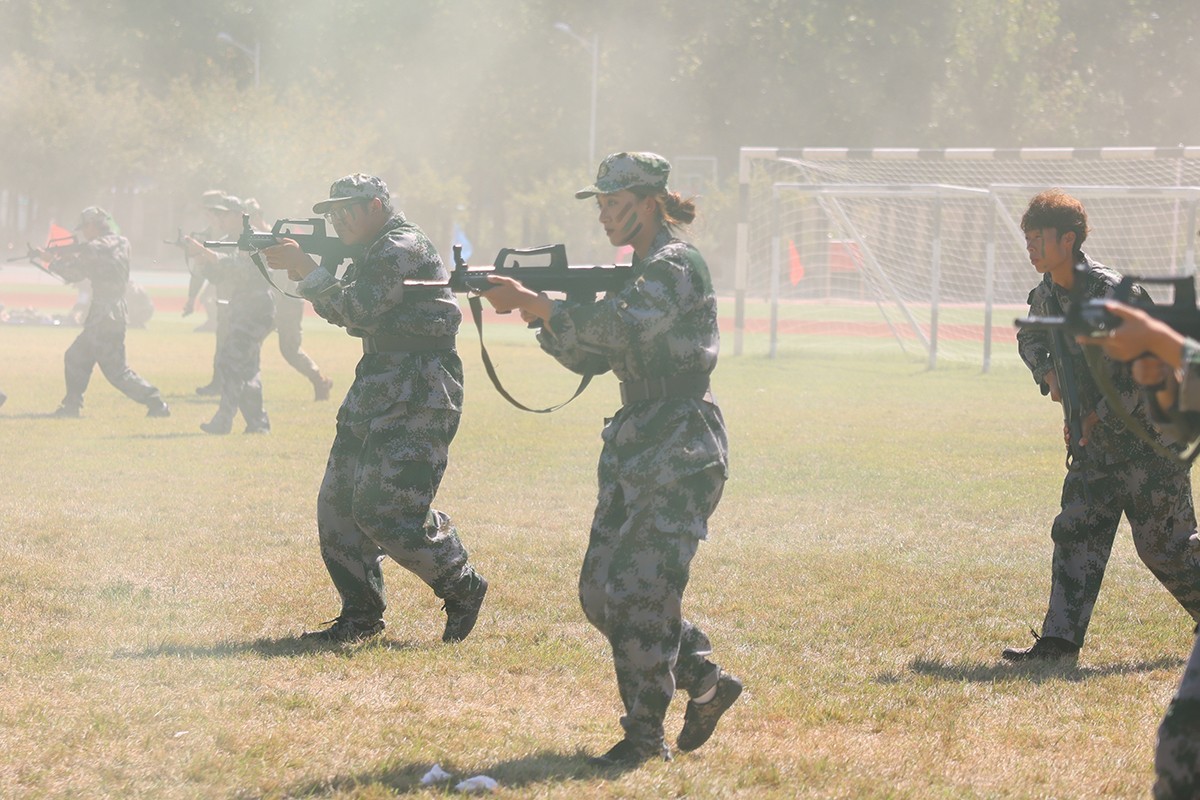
[0,312,1194,799]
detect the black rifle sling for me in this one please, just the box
[1043,289,1088,474]
[247,249,304,299]
[466,294,593,413]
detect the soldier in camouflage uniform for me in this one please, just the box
[1009,189,1200,662]
[1080,301,1200,800]
[242,198,334,401]
[261,173,487,644]
[47,206,170,419]
[183,194,274,434]
[185,190,233,391]
[484,152,743,766]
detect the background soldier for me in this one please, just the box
[183,194,275,434]
[242,197,333,401]
[46,206,170,419]
[262,173,487,643]
[1009,189,1200,661]
[186,190,234,393]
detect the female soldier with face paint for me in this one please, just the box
[483,152,743,767]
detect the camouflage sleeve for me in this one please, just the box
[1016,286,1054,387]
[299,236,425,330]
[542,255,700,361]
[536,300,611,376]
[297,266,349,328]
[50,252,88,284]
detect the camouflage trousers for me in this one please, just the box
[62,322,162,410]
[204,301,231,387]
[211,311,272,430]
[579,464,726,748]
[1155,631,1200,799]
[275,295,322,385]
[316,403,473,620]
[1041,464,1200,646]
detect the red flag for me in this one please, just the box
[788,239,805,285]
[46,222,75,249]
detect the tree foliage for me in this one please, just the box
[0,0,1196,261]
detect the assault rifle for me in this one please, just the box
[5,236,79,281]
[203,214,357,264]
[1014,263,1200,341]
[407,243,633,313]
[203,214,357,297]
[413,243,635,413]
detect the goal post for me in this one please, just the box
[735,147,1200,369]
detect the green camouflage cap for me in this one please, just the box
[575,152,671,199]
[313,173,389,213]
[75,206,113,230]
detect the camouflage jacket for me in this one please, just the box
[53,234,130,327]
[199,250,274,321]
[537,228,729,490]
[299,213,463,423]
[1017,253,1182,469]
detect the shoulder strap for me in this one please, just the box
[466,295,593,413]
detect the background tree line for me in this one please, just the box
[0,0,1196,273]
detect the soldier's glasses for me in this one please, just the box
[323,201,365,224]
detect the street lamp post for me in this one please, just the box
[217,32,260,89]
[554,23,598,167]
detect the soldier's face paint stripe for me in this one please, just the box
[614,201,632,225]
[622,207,639,235]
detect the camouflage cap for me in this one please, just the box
[313,173,389,214]
[575,152,671,199]
[75,206,113,230]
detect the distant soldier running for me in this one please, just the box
[47,206,170,419]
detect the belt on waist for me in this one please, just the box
[361,334,456,354]
[619,374,711,405]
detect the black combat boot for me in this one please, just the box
[1002,629,1080,662]
[678,671,744,752]
[300,616,385,643]
[588,738,671,767]
[146,399,171,418]
[441,571,488,643]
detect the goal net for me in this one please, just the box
[734,147,1200,369]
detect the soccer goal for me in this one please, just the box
[734,147,1200,369]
